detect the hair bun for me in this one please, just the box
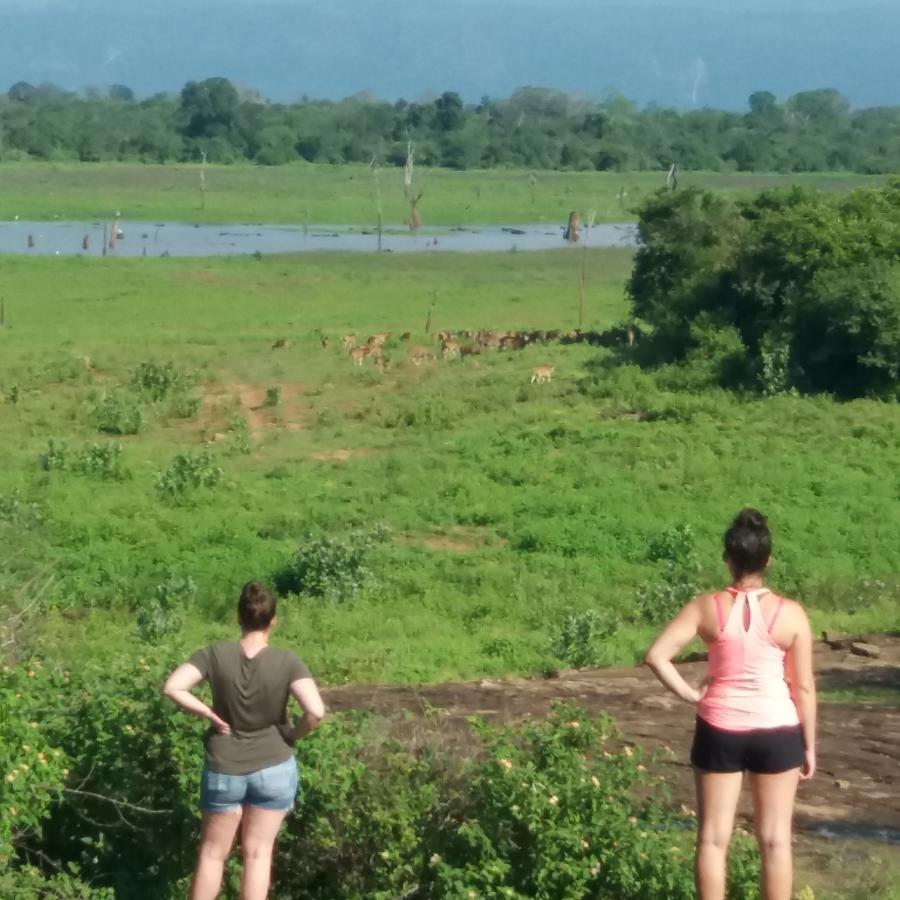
[733,508,767,529]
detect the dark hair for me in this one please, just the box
[238,581,276,631]
[723,508,771,578]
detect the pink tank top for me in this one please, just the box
[697,588,799,732]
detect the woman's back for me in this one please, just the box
[697,588,800,732]
[189,642,311,775]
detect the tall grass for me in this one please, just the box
[1,248,898,683]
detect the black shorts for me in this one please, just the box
[691,716,805,774]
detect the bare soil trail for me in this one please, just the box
[322,636,900,839]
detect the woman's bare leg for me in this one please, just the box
[239,806,289,900]
[750,769,800,900]
[190,810,243,900]
[694,769,744,900]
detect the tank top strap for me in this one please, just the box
[766,594,786,633]
[713,592,726,632]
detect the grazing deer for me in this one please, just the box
[459,343,480,357]
[367,332,391,348]
[342,334,358,351]
[500,334,527,351]
[350,346,370,366]
[442,339,460,360]
[531,365,554,384]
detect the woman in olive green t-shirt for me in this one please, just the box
[164,581,325,900]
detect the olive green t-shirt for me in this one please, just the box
[189,642,311,775]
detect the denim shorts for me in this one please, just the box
[200,757,298,813]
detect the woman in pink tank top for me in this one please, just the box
[645,509,816,900]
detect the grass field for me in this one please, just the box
[2,246,898,684]
[0,161,885,226]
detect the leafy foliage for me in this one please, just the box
[629,181,900,397]
[154,451,223,501]
[134,572,197,645]
[274,526,391,602]
[92,391,146,435]
[551,609,618,668]
[4,78,900,172]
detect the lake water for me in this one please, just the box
[0,221,638,257]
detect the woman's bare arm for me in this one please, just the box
[784,603,817,779]
[287,677,326,740]
[162,663,231,735]
[644,599,705,705]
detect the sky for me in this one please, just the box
[0,0,897,109]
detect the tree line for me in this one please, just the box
[2,77,899,172]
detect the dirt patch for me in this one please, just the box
[322,636,900,836]
[398,526,509,553]
[310,448,376,462]
[198,382,309,438]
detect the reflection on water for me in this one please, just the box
[0,221,638,257]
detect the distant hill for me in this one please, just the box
[0,0,898,109]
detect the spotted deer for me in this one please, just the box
[530,365,554,384]
[349,346,370,366]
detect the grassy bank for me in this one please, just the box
[1,247,898,684]
[0,161,884,225]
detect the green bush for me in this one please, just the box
[274,526,390,602]
[131,360,192,402]
[278,705,760,900]
[227,413,252,454]
[0,660,69,865]
[636,524,704,625]
[164,391,202,420]
[551,609,618,668]
[93,391,146,435]
[265,385,281,407]
[39,438,70,471]
[155,451,223,501]
[39,440,126,480]
[134,572,197,645]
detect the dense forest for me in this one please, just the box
[2,77,900,172]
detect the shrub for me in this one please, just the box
[647,523,696,564]
[154,451,223,501]
[228,414,252,454]
[135,572,197,645]
[551,608,618,668]
[0,490,42,528]
[635,563,702,626]
[273,525,390,602]
[264,385,281,407]
[0,660,69,866]
[279,705,760,900]
[131,360,191,401]
[93,391,146,435]
[39,440,126,480]
[39,438,70,471]
[164,391,202,419]
[74,442,127,480]
[634,524,704,625]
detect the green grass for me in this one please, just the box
[1,247,899,684]
[796,837,900,899]
[0,161,885,225]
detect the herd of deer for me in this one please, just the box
[311,324,641,382]
[313,324,636,384]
